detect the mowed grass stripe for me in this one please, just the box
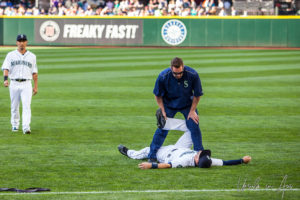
[38,63,300,75]
[16,86,300,99]
[35,51,300,61]
[1,97,291,109]
[0,115,297,127]
[204,74,300,84]
[27,105,298,117]
[1,47,299,57]
[30,48,300,57]
[37,60,300,74]
[37,68,300,81]
[37,55,300,67]
[5,85,296,95]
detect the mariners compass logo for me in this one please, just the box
[161,20,187,46]
[39,20,60,42]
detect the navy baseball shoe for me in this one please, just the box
[118,144,129,157]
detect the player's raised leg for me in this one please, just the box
[163,118,189,132]
[127,147,150,160]
[118,144,150,160]
[163,118,193,149]
[148,107,177,161]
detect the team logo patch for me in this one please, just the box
[161,20,187,46]
[39,20,60,42]
[184,80,188,88]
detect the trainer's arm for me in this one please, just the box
[187,96,200,124]
[155,96,167,119]
[32,73,38,95]
[3,69,9,87]
[138,162,171,170]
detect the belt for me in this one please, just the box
[11,79,28,82]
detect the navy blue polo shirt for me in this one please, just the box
[153,66,203,110]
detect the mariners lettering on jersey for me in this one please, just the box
[11,60,33,68]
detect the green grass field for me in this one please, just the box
[0,47,299,200]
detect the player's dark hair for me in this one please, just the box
[171,57,183,68]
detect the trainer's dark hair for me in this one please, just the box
[171,57,183,68]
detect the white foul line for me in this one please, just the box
[0,189,299,196]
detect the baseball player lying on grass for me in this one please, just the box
[118,117,251,170]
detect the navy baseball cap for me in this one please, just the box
[16,34,27,41]
[198,150,212,168]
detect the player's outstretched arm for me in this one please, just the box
[138,162,171,170]
[220,155,252,166]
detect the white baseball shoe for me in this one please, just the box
[23,129,31,134]
[12,127,19,132]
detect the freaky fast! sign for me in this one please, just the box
[35,19,143,45]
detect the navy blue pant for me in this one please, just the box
[148,106,204,159]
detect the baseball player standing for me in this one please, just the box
[148,57,204,162]
[2,34,38,134]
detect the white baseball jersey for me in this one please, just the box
[1,50,38,78]
[157,145,197,168]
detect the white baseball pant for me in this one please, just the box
[9,80,32,130]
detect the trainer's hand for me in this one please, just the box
[4,80,9,87]
[188,110,199,124]
[33,87,38,95]
[138,162,152,170]
[162,110,167,120]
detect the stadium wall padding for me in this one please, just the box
[1,17,300,47]
[0,18,3,45]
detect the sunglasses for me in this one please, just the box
[172,71,184,75]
